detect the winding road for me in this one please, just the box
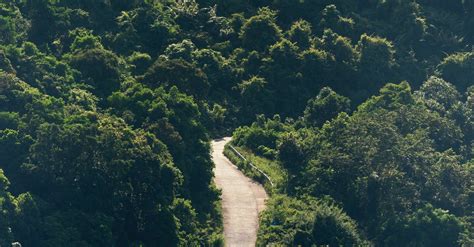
[212,138,268,247]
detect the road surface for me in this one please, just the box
[212,138,268,247]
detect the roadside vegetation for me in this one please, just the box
[223,142,286,193]
[230,82,474,246]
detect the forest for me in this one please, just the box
[0,0,472,246]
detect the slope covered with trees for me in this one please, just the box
[232,81,473,246]
[0,0,473,246]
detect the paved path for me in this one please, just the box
[212,138,268,247]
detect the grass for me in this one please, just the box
[223,143,287,194]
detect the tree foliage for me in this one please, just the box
[1,0,474,245]
[233,81,473,246]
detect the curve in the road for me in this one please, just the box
[212,138,268,247]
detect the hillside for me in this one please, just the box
[0,0,473,246]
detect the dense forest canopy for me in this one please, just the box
[0,0,472,246]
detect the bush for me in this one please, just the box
[257,195,367,246]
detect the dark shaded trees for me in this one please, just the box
[437,52,474,91]
[141,58,209,99]
[240,7,282,52]
[69,48,122,97]
[304,87,351,127]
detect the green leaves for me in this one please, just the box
[0,3,29,45]
[142,58,209,98]
[382,204,465,246]
[304,87,351,127]
[437,52,474,91]
[0,169,10,191]
[235,77,472,246]
[288,20,312,50]
[240,7,282,52]
[69,48,122,97]
[24,113,182,245]
[257,195,366,246]
[2,0,474,245]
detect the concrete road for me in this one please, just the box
[212,138,268,247]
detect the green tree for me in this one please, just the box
[238,76,273,119]
[264,39,303,116]
[0,169,15,246]
[26,114,181,246]
[437,52,474,91]
[383,204,465,246]
[357,34,397,91]
[240,7,282,52]
[257,195,367,246]
[319,5,355,38]
[319,29,358,94]
[68,28,103,52]
[141,58,209,98]
[0,3,29,45]
[127,51,152,76]
[23,0,55,44]
[304,87,351,127]
[69,48,122,97]
[287,20,312,50]
[417,76,461,113]
[164,39,197,61]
